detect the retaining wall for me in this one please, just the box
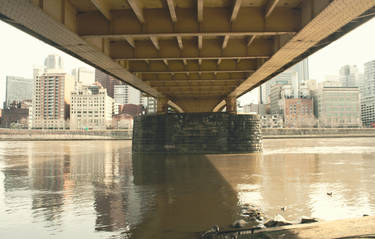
[0,129,132,140]
[263,128,375,138]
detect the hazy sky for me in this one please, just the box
[0,17,374,106]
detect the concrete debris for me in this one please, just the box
[264,215,293,228]
[300,216,319,224]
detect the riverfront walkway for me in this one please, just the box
[246,216,375,239]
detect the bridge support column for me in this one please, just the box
[133,113,262,154]
[156,97,168,113]
[225,96,237,114]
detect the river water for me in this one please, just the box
[0,138,375,238]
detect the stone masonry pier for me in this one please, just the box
[132,113,262,154]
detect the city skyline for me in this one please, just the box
[0,18,374,106]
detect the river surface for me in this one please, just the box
[0,138,375,238]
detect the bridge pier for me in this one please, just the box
[225,96,237,114]
[156,97,169,113]
[132,113,262,154]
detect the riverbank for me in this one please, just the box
[204,215,375,239]
[0,128,132,140]
[263,128,375,139]
[252,215,375,239]
[1,128,375,141]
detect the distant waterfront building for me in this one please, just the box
[261,59,308,104]
[70,84,113,130]
[114,84,141,105]
[270,84,295,114]
[361,60,375,127]
[1,100,31,128]
[283,98,315,128]
[263,71,297,104]
[95,69,123,98]
[4,76,33,108]
[243,103,268,115]
[318,80,342,88]
[32,72,74,129]
[112,113,133,129]
[314,87,361,128]
[339,65,360,87]
[72,67,95,87]
[261,114,283,128]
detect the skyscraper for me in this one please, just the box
[44,54,64,72]
[140,93,157,113]
[95,69,123,98]
[361,60,375,127]
[262,58,309,104]
[339,65,360,87]
[114,84,140,105]
[32,72,74,129]
[72,67,95,86]
[4,76,33,108]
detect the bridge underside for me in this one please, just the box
[0,0,374,113]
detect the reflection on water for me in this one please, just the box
[0,138,375,238]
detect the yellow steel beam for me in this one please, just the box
[265,0,280,18]
[231,0,242,22]
[145,79,244,83]
[247,35,256,47]
[150,36,160,50]
[222,35,230,49]
[133,70,254,74]
[110,38,272,60]
[197,0,203,22]
[90,0,111,20]
[124,37,135,48]
[78,7,299,38]
[127,0,144,23]
[166,0,177,22]
[176,36,183,49]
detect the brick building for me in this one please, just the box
[283,98,315,128]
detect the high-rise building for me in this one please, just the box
[314,87,361,128]
[4,76,33,108]
[361,60,375,127]
[114,84,141,105]
[72,67,95,87]
[270,84,295,114]
[339,65,360,87]
[261,59,309,104]
[95,69,123,98]
[70,84,113,130]
[140,93,157,113]
[291,58,309,84]
[32,72,74,129]
[44,54,64,72]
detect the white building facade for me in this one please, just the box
[72,67,95,87]
[114,84,141,105]
[315,87,361,128]
[361,60,375,127]
[70,85,113,130]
